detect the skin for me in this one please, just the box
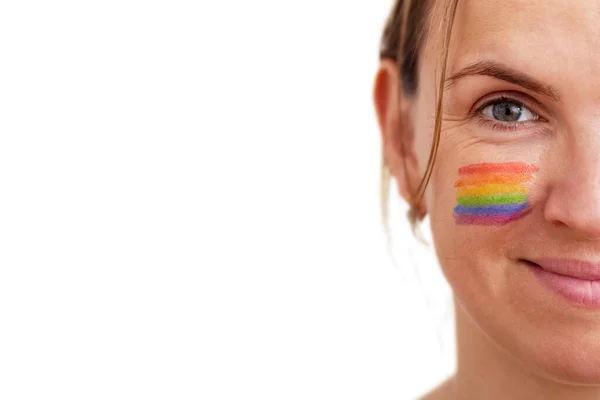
[374,1,600,399]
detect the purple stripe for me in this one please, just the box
[454,203,529,216]
[455,208,532,225]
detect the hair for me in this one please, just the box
[378,0,459,237]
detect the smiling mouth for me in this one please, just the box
[520,258,600,281]
[520,258,600,308]
[520,259,578,279]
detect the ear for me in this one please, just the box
[373,59,427,217]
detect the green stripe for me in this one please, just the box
[457,193,527,206]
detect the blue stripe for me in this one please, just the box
[454,202,529,216]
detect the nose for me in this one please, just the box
[543,139,600,239]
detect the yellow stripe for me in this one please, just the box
[457,184,528,197]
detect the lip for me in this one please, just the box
[527,258,600,280]
[523,259,600,308]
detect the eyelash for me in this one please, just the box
[473,95,540,132]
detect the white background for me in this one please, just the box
[0,1,454,398]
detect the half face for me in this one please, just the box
[412,0,600,383]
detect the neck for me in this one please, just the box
[450,297,600,400]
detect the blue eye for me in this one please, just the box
[480,99,538,123]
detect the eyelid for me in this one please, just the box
[475,116,539,132]
[468,90,553,137]
[470,90,544,119]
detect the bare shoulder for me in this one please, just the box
[417,375,455,400]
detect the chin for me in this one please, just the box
[513,328,600,385]
[458,266,600,387]
[445,252,600,386]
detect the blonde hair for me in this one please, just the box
[378,0,459,240]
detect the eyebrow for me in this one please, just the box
[444,60,561,101]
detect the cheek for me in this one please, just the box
[453,162,538,225]
[426,161,539,237]
[425,161,540,295]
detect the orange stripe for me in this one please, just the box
[458,162,539,175]
[454,173,533,187]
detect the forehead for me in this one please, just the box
[439,0,600,83]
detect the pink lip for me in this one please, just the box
[524,259,600,307]
[528,258,600,280]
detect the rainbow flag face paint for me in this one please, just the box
[454,162,538,225]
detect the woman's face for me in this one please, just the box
[410,0,600,383]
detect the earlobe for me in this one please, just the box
[373,59,425,216]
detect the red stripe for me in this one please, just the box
[458,162,539,175]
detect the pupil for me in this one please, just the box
[492,102,522,122]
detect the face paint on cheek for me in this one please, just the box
[453,162,539,226]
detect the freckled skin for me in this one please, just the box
[375,0,600,399]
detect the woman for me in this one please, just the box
[373,0,600,399]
